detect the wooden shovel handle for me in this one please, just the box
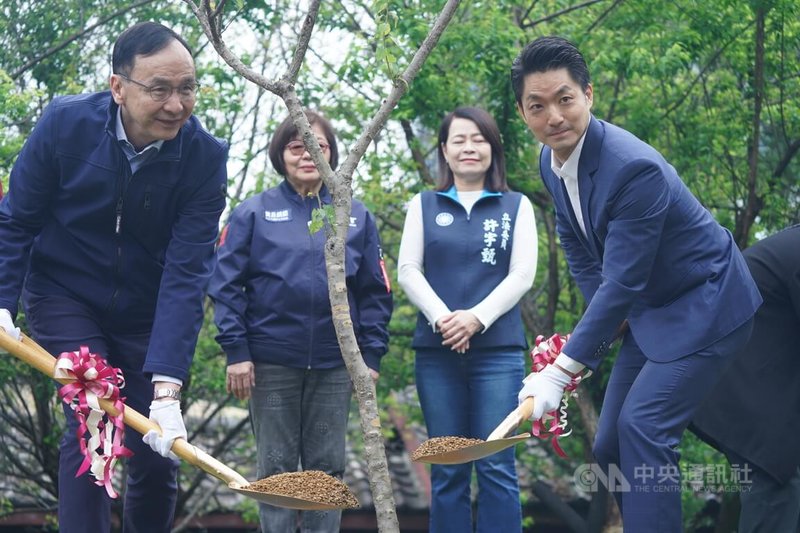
[486,397,534,441]
[0,331,248,487]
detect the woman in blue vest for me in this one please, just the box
[208,111,393,533]
[398,107,537,532]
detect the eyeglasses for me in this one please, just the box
[118,74,200,102]
[285,141,330,156]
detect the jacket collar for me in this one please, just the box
[279,178,331,204]
[437,185,502,202]
[575,116,604,258]
[578,115,604,180]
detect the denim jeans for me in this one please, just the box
[250,363,352,533]
[415,346,524,533]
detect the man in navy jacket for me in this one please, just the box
[513,36,761,531]
[0,23,227,532]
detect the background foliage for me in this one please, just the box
[1,0,798,530]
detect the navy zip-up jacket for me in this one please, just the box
[209,180,393,371]
[0,91,228,381]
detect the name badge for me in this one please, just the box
[264,209,292,222]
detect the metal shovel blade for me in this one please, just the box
[412,433,531,464]
[412,397,534,465]
[230,483,349,510]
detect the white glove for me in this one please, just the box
[143,399,187,460]
[0,309,20,340]
[518,365,574,420]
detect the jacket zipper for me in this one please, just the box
[109,154,133,312]
[307,196,315,369]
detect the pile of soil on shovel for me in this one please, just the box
[246,471,359,508]
[411,436,485,460]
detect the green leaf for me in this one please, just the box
[309,204,334,234]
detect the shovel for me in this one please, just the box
[412,398,534,464]
[0,330,353,510]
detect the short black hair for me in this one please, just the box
[437,106,508,192]
[112,22,193,75]
[268,110,339,177]
[511,36,590,105]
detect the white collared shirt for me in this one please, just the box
[550,131,588,237]
[549,135,591,375]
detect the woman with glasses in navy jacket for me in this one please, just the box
[209,111,393,533]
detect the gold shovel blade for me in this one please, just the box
[229,483,357,510]
[413,433,531,465]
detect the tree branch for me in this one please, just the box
[283,0,321,85]
[11,0,160,80]
[183,0,286,94]
[338,0,462,179]
[772,138,800,181]
[400,118,435,185]
[521,0,607,29]
[585,0,625,33]
[660,21,755,120]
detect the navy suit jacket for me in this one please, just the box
[540,117,761,370]
[692,225,800,483]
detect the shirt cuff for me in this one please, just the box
[151,374,183,386]
[555,353,586,375]
[467,308,489,333]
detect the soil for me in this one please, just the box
[410,436,484,460]
[245,470,359,508]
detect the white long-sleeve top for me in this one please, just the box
[397,190,538,332]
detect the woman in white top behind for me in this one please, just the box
[398,107,537,533]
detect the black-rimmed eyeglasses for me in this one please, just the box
[118,74,200,102]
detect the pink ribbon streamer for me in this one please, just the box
[527,333,590,458]
[55,346,133,498]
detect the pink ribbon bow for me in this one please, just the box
[527,333,589,458]
[55,346,133,498]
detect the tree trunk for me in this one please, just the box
[735,5,767,247]
[183,1,462,529]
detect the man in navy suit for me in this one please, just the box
[513,36,762,530]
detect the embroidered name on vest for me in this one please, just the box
[481,212,511,265]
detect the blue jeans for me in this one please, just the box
[23,290,178,533]
[249,363,352,533]
[415,346,524,533]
